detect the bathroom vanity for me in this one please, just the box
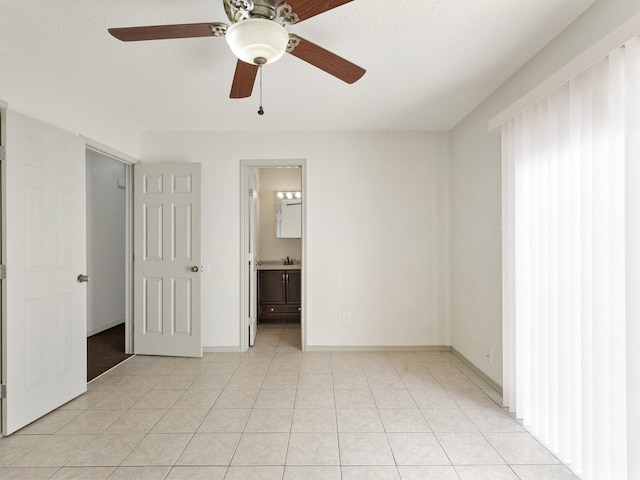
[257,264,301,322]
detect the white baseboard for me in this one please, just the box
[450,346,503,395]
[304,345,451,353]
[87,319,124,337]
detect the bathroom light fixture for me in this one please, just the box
[277,191,301,200]
[225,18,289,66]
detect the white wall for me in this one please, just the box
[0,48,140,158]
[449,4,640,466]
[450,1,640,473]
[140,131,450,349]
[86,150,127,336]
[257,167,302,262]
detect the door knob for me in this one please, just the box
[77,274,90,283]
[190,266,199,273]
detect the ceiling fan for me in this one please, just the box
[108,0,366,99]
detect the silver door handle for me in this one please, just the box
[77,274,90,283]
[190,266,199,273]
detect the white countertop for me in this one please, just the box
[256,261,301,270]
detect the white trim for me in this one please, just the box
[0,104,6,149]
[87,320,125,337]
[81,136,139,165]
[239,159,307,352]
[123,165,134,355]
[304,345,451,352]
[0,103,6,436]
[489,11,640,132]
[450,347,503,396]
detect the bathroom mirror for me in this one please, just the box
[276,192,302,238]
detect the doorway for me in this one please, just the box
[240,160,306,351]
[85,148,132,380]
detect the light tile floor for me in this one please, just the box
[0,323,579,480]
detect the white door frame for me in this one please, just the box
[82,138,136,354]
[247,168,258,347]
[239,159,307,352]
[0,102,6,434]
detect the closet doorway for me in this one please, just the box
[86,148,132,380]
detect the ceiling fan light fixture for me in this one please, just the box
[225,18,289,65]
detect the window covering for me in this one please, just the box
[501,36,640,480]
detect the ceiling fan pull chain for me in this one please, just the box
[258,65,265,115]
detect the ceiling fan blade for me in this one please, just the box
[286,0,354,23]
[288,35,365,84]
[108,23,221,42]
[230,60,259,98]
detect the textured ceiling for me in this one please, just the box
[0,0,595,132]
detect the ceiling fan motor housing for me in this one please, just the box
[225,0,288,23]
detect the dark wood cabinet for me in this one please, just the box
[285,270,301,304]
[258,269,301,321]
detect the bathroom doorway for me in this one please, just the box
[240,159,306,351]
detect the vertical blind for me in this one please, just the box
[501,36,639,479]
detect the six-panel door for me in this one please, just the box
[133,163,202,357]
[3,111,87,434]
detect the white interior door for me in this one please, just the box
[134,163,201,357]
[3,111,87,435]
[248,170,258,346]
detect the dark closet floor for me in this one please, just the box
[87,324,132,381]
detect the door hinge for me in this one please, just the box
[1,384,6,399]
[0,145,5,161]
[0,265,5,280]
